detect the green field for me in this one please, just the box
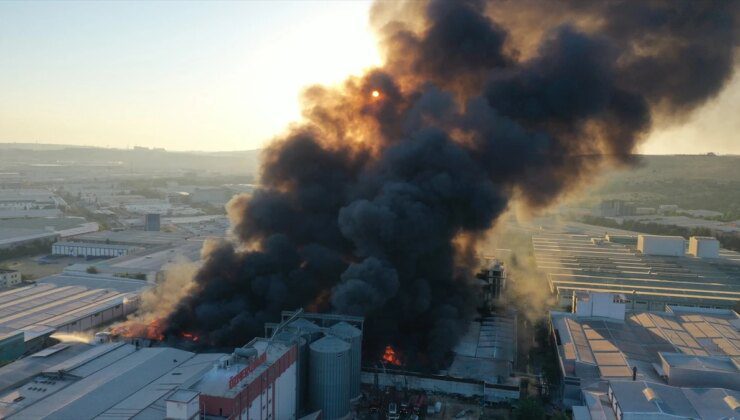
[579,155,740,220]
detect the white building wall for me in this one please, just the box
[275,363,297,420]
[574,293,626,320]
[688,236,720,258]
[166,401,189,419]
[52,243,134,258]
[637,235,685,257]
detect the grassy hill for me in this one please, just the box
[581,155,740,219]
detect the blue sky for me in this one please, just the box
[0,1,737,154]
[0,1,379,151]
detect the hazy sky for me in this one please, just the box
[0,1,737,154]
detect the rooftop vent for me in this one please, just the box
[724,395,740,411]
[643,387,661,403]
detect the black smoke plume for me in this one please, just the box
[165,0,739,369]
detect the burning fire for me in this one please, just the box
[382,345,402,366]
[371,89,380,98]
[110,318,165,341]
[181,332,200,342]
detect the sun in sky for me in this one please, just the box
[0,0,737,154]
[0,1,381,152]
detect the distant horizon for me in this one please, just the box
[0,141,738,157]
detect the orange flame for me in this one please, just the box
[181,332,200,342]
[382,345,402,366]
[111,318,165,341]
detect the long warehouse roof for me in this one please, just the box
[0,273,148,338]
[533,230,740,306]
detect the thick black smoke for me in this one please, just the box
[166,0,739,369]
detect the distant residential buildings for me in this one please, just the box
[593,199,635,217]
[0,268,21,288]
[144,213,160,232]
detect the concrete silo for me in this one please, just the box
[329,321,362,399]
[309,335,351,420]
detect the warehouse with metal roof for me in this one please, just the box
[0,341,224,419]
[0,272,148,361]
[534,230,740,310]
[552,291,740,414]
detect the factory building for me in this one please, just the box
[189,186,233,205]
[144,213,161,232]
[550,291,740,417]
[0,273,145,362]
[0,310,361,420]
[362,312,521,404]
[265,311,365,419]
[0,342,224,419]
[193,340,299,420]
[52,241,142,258]
[534,231,740,310]
[69,229,189,248]
[0,189,66,210]
[0,331,24,363]
[0,268,21,288]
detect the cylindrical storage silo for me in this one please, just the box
[289,318,323,343]
[309,335,351,420]
[329,321,362,399]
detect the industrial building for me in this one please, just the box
[265,311,365,419]
[0,310,363,420]
[63,238,205,281]
[0,268,21,289]
[189,186,234,205]
[0,342,96,394]
[164,310,363,420]
[69,229,189,248]
[192,339,298,420]
[52,241,142,258]
[0,217,97,249]
[0,272,146,361]
[550,291,740,418]
[534,231,740,310]
[0,189,66,210]
[361,312,521,405]
[0,230,58,250]
[0,342,224,419]
[449,312,517,384]
[0,331,25,363]
[144,213,161,232]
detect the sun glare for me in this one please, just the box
[371,90,380,98]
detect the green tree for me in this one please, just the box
[515,398,546,420]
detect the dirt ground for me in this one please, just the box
[0,254,84,280]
